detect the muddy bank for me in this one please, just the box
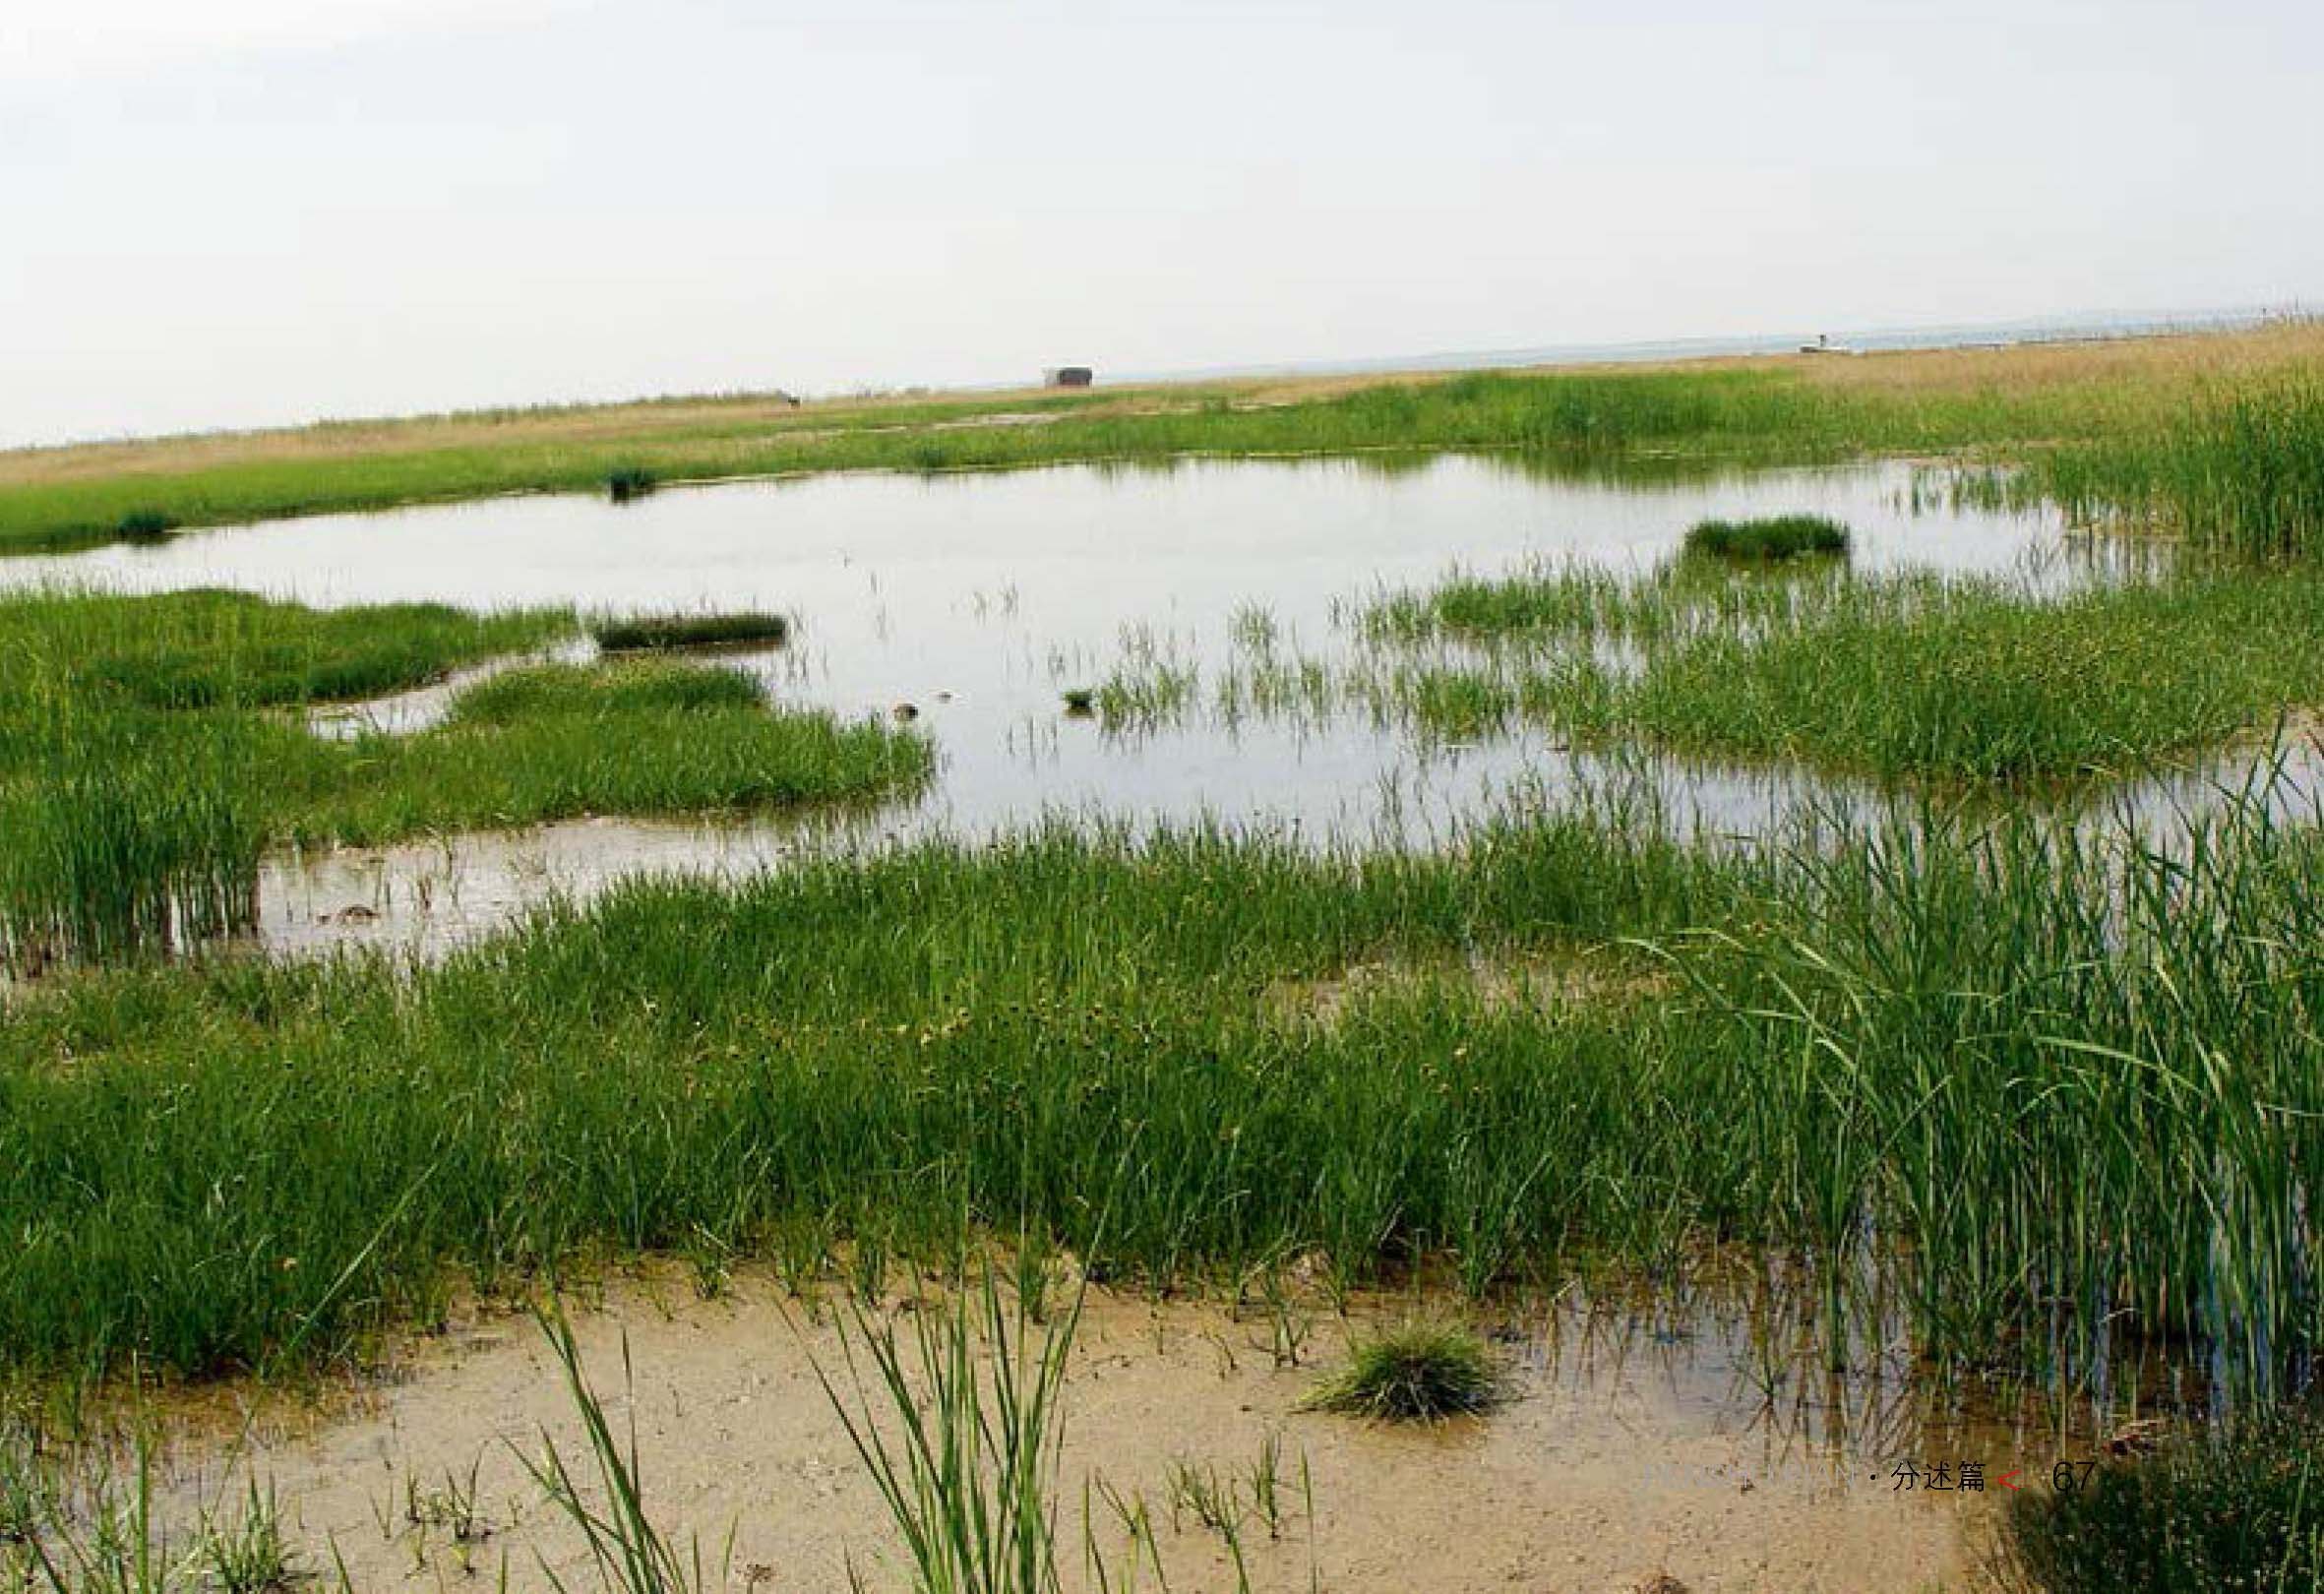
[153,1271,2013,1593]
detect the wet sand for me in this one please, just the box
[160,1270,2003,1593]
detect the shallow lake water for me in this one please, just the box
[12,451,2305,955]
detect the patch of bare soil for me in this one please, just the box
[153,1271,1989,1593]
[1265,948,1675,1029]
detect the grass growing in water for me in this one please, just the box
[1361,564,2324,783]
[13,772,2324,1398]
[603,466,658,503]
[285,659,930,845]
[0,1431,300,1594]
[1680,513,1850,564]
[1299,1323,1502,1422]
[0,590,927,969]
[590,612,791,652]
[2040,375,2324,560]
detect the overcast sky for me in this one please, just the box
[3,0,2319,446]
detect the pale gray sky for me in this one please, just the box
[4,0,2319,446]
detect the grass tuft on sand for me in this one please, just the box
[1299,1323,1503,1423]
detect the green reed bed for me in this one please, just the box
[1586,573,2324,782]
[0,707,269,974]
[284,660,931,845]
[589,611,791,652]
[1679,513,1851,564]
[8,586,573,712]
[0,591,928,972]
[2039,376,2324,561]
[1356,563,2324,783]
[0,589,570,967]
[5,779,2324,1403]
[1364,553,1870,651]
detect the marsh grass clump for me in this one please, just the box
[1299,1323,1503,1423]
[811,1265,1084,1594]
[1680,514,1851,565]
[604,465,659,503]
[112,510,177,543]
[1363,563,2324,783]
[590,612,790,652]
[1993,1412,2324,1592]
[0,702,271,973]
[68,591,573,709]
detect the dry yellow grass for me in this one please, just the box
[1785,318,2324,398]
[0,382,1191,489]
[9,320,2315,492]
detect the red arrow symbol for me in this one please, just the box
[1996,1469,2024,1491]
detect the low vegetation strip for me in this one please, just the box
[3,783,2320,1401]
[1356,564,2324,782]
[2,322,2317,555]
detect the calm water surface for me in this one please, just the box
[13,453,2255,953]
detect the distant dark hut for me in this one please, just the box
[1043,366,1094,389]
